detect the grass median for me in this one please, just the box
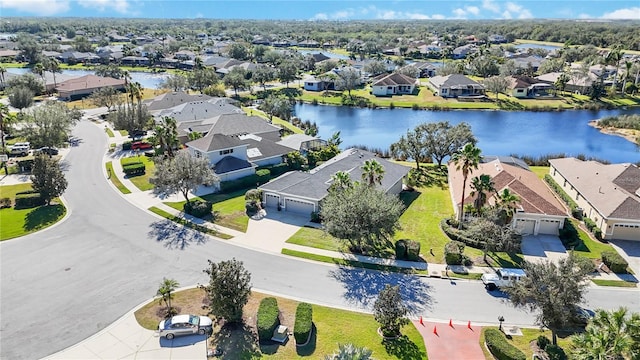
[105,162,131,194]
[148,206,233,240]
[164,189,249,232]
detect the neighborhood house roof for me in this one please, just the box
[549,158,640,220]
[153,99,243,122]
[187,133,245,152]
[214,156,253,174]
[260,148,410,202]
[429,74,484,89]
[372,73,417,86]
[56,75,125,92]
[143,91,213,111]
[277,134,319,151]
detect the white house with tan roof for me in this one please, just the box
[448,157,567,236]
[549,158,640,241]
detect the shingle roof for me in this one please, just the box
[214,156,253,174]
[152,99,243,121]
[549,158,640,220]
[259,148,410,201]
[236,134,291,161]
[429,74,483,89]
[187,133,245,152]
[209,114,281,137]
[372,73,417,86]
[56,75,125,92]
[143,92,213,111]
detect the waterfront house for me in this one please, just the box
[507,76,553,98]
[56,75,125,100]
[428,74,485,98]
[371,73,418,96]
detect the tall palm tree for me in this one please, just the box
[470,174,494,214]
[0,65,6,89]
[324,343,372,360]
[622,61,633,95]
[495,188,520,225]
[361,159,385,186]
[605,46,624,93]
[157,278,180,316]
[451,143,481,227]
[31,62,45,89]
[572,307,640,360]
[329,171,353,192]
[43,57,61,94]
[155,116,179,157]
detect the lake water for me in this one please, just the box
[294,104,640,163]
[297,50,350,60]
[6,68,169,89]
[514,43,561,51]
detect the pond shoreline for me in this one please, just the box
[588,120,639,146]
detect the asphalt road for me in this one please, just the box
[1,120,639,359]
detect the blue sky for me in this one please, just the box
[0,0,639,20]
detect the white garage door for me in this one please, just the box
[284,198,315,217]
[516,219,535,235]
[265,193,279,208]
[612,224,640,241]
[538,219,561,235]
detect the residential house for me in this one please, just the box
[428,74,485,98]
[276,134,327,154]
[371,73,418,96]
[56,75,126,100]
[57,51,100,64]
[452,44,477,59]
[511,55,545,73]
[488,34,508,44]
[186,134,255,182]
[298,40,320,48]
[259,148,411,217]
[548,158,640,241]
[174,50,197,61]
[405,62,438,78]
[535,71,601,95]
[0,49,19,61]
[507,76,553,98]
[120,56,150,66]
[143,91,213,111]
[448,156,567,236]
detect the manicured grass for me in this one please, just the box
[444,271,483,280]
[164,189,249,232]
[118,129,129,136]
[105,162,131,194]
[136,289,427,359]
[242,106,303,134]
[480,327,574,360]
[120,155,155,191]
[105,127,115,137]
[591,279,637,287]
[530,166,549,179]
[148,206,233,240]
[286,226,345,251]
[569,219,615,259]
[0,183,66,241]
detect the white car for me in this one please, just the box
[481,268,526,291]
[158,314,213,340]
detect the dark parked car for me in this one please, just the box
[35,147,59,156]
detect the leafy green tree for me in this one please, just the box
[467,211,519,262]
[87,87,120,111]
[277,59,299,88]
[157,278,179,316]
[451,143,481,226]
[329,171,353,193]
[263,50,283,66]
[572,307,640,360]
[7,73,44,95]
[324,343,373,360]
[151,151,218,203]
[226,42,250,60]
[223,67,249,97]
[259,95,291,121]
[251,64,276,91]
[422,121,475,167]
[188,67,219,94]
[7,86,34,112]
[363,60,388,76]
[320,184,404,253]
[73,36,92,52]
[503,253,594,345]
[159,73,188,92]
[94,64,124,79]
[203,258,252,324]
[360,159,385,186]
[373,284,410,337]
[23,101,80,147]
[108,103,150,135]
[285,151,306,170]
[483,75,510,100]
[31,155,67,205]
[252,45,267,62]
[554,73,569,94]
[154,116,179,157]
[336,68,360,97]
[16,33,41,64]
[390,128,427,169]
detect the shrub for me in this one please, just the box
[558,219,581,249]
[406,240,421,261]
[184,199,212,218]
[601,250,629,273]
[245,200,260,215]
[220,174,261,192]
[256,169,270,183]
[310,211,321,223]
[293,302,313,344]
[484,328,526,360]
[444,241,465,265]
[17,159,34,172]
[245,189,263,201]
[544,175,581,219]
[257,297,279,342]
[440,219,485,249]
[264,163,291,177]
[536,335,550,350]
[0,197,11,208]
[14,191,44,209]
[122,162,145,176]
[395,240,407,260]
[545,344,567,360]
[122,141,132,150]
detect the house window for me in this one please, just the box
[219,149,233,155]
[442,89,447,94]
[195,151,202,158]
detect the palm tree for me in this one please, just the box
[0,65,6,89]
[572,307,640,360]
[31,62,45,89]
[451,143,481,227]
[361,159,385,186]
[43,58,61,93]
[605,46,624,93]
[494,188,520,225]
[554,72,569,95]
[154,116,179,157]
[157,278,180,316]
[622,61,633,95]
[324,343,372,360]
[329,171,353,192]
[470,174,494,214]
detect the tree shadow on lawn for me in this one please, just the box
[210,323,261,360]
[409,166,448,189]
[382,335,426,360]
[23,204,65,231]
[295,324,317,356]
[148,219,208,250]
[329,266,432,315]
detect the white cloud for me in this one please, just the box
[77,0,131,14]
[601,7,640,19]
[578,13,591,19]
[312,6,430,20]
[502,10,512,19]
[482,0,501,13]
[0,0,69,16]
[504,2,532,19]
[466,6,480,15]
[432,14,445,20]
[452,5,480,19]
[310,13,328,20]
[452,8,467,18]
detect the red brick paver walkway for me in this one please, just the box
[412,320,485,360]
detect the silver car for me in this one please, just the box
[158,314,213,340]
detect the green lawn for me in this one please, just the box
[105,162,131,194]
[105,128,115,137]
[480,327,574,360]
[242,106,303,134]
[530,166,549,179]
[0,183,67,241]
[568,219,615,259]
[148,206,233,239]
[164,189,249,232]
[118,129,129,136]
[286,226,345,251]
[591,279,637,287]
[120,155,155,191]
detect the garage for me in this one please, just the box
[612,224,640,241]
[284,198,315,217]
[538,219,561,235]
[515,219,535,235]
[265,193,280,209]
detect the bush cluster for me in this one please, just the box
[262,163,290,177]
[394,239,421,261]
[122,141,132,150]
[17,159,34,171]
[184,199,212,218]
[440,219,486,249]
[220,172,271,192]
[582,218,603,240]
[122,162,145,176]
[256,297,280,342]
[545,344,567,360]
[536,335,550,350]
[0,197,11,208]
[293,302,313,345]
[444,241,466,265]
[14,191,44,209]
[544,175,581,218]
[484,329,527,360]
[558,219,581,249]
[256,169,270,183]
[601,250,629,273]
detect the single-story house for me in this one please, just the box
[120,56,150,66]
[407,62,438,78]
[507,76,553,98]
[56,75,126,100]
[303,78,329,91]
[0,49,19,61]
[548,158,640,241]
[511,55,545,73]
[143,91,213,111]
[535,72,604,95]
[448,156,567,236]
[277,134,327,154]
[452,44,477,59]
[428,74,485,98]
[259,148,411,217]
[57,51,101,64]
[371,73,418,96]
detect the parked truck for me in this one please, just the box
[481,268,526,291]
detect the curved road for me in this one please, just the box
[1,120,639,359]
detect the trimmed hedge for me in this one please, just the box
[544,175,582,219]
[256,169,270,183]
[484,328,526,360]
[395,240,407,260]
[14,191,44,209]
[558,219,581,249]
[583,218,603,240]
[220,174,261,192]
[122,162,145,176]
[184,199,212,218]
[257,297,280,342]
[406,240,421,261]
[545,344,567,360]
[440,219,485,249]
[265,163,291,177]
[444,241,465,265]
[602,250,629,273]
[293,302,313,345]
[122,141,132,150]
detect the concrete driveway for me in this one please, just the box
[610,240,640,276]
[521,235,568,263]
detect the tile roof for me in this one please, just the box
[372,73,417,86]
[549,158,640,220]
[56,75,125,92]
